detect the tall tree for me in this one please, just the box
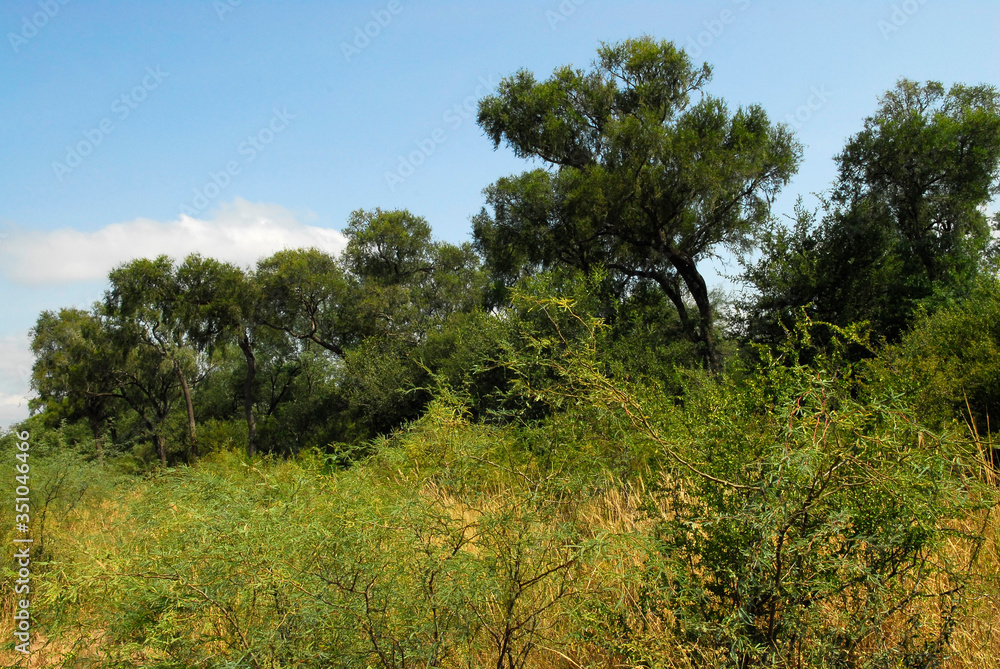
[343,208,485,337]
[105,256,203,462]
[256,248,356,356]
[30,308,119,461]
[106,318,185,467]
[474,36,800,370]
[336,208,487,436]
[343,208,437,284]
[176,254,263,457]
[833,80,1000,286]
[30,303,187,467]
[743,79,1000,345]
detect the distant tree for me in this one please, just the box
[30,308,118,460]
[253,210,486,443]
[177,254,263,457]
[743,79,1000,345]
[30,301,188,467]
[256,248,356,357]
[834,80,1000,286]
[343,208,485,338]
[106,318,186,466]
[474,36,800,370]
[105,256,203,463]
[337,208,487,436]
[343,208,437,285]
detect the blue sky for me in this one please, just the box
[1,0,998,425]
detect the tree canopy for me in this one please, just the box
[474,36,801,369]
[743,79,1000,345]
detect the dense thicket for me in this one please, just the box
[4,37,1000,668]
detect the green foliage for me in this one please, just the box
[256,247,355,356]
[13,39,1000,669]
[8,302,998,668]
[611,324,985,668]
[29,434,592,668]
[343,207,436,285]
[873,273,1000,435]
[476,36,800,369]
[743,80,1000,346]
[195,419,250,455]
[0,422,123,641]
[416,309,517,422]
[833,80,1000,285]
[339,336,428,437]
[30,307,117,438]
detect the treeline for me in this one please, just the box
[30,208,491,465]
[27,39,1000,471]
[7,277,1000,667]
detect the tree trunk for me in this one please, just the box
[659,276,690,328]
[667,251,721,373]
[175,365,198,462]
[608,264,694,339]
[88,415,104,467]
[238,332,258,458]
[155,433,167,467]
[138,410,168,467]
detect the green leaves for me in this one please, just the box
[13,284,999,668]
[744,79,1000,348]
[256,247,354,356]
[476,36,800,369]
[631,319,989,667]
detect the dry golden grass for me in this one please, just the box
[3,447,999,669]
[940,508,1000,668]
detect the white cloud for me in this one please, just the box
[0,334,34,428]
[0,198,348,286]
[0,393,31,429]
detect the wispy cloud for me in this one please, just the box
[0,198,348,286]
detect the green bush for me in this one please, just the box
[498,304,993,667]
[875,273,1000,436]
[634,324,988,667]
